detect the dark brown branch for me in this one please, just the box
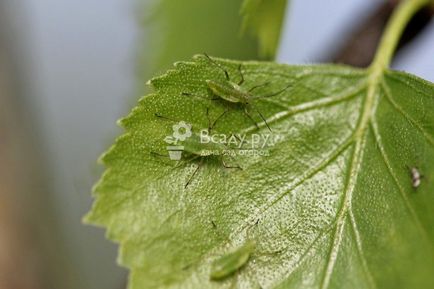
[333,0,433,67]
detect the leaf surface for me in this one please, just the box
[86,56,434,289]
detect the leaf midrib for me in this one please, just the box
[175,68,380,287]
[167,72,372,288]
[318,67,383,289]
[148,65,431,289]
[318,63,434,289]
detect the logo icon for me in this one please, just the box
[164,121,192,160]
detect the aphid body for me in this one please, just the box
[210,240,256,280]
[181,131,226,157]
[206,79,250,105]
[180,131,241,187]
[154,109,241,188]
[410,167,422,188]
[197,54,291,131]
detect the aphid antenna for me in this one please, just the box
[237,64,244,85]
[248,82,270,93]
[154,113,178,122]
[203,53,230,81]
[253,83,292,99]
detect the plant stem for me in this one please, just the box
[370,0,431,72]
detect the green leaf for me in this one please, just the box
[86,55,434,289]
[137,0,261,90]
[241,0,289,58]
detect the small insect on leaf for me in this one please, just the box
[409,166,423,189]
[184,54,291,131]
[152,109,241,188]
[210,240,256,281]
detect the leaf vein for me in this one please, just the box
[369,119,433,250]
[381,80,434,148]
[385,73,434,99]
[348,211,377,289]
[320,133,367,289]
[241,81,366,134]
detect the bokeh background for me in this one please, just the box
[0,0,432,288]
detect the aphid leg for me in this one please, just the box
[209,109,229,133]
[220,148,243,169]
[221,159,242,170]
[206,107,212,131]
[237,64,244,85]
[205,107,227,132]
[243,219,260,241]
[173,155,201,169]
[249,220,283,258]
[243,107,260,130]
[204,53,230,81]
[149,152,179,166]
[225,133,244,149]
[211,220,217,229]
[185,158,204,188]
[209,220,228,240]
[248,82,270,93]
[256,109,272,132]
[251,104,272,132]
[150,151,168,158]
[253,83,292,99]
[154,113,178,122]
[182,264,192,271]
[155,112,197,134]
[232,133,243,143]
[150,151,169,162]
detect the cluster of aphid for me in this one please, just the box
[152,55,426,285]
[153,54,291,188]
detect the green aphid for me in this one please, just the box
[153,109,241,188]
[210,240,256,281]
[180,127,226,159]
[184,54,291,131]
